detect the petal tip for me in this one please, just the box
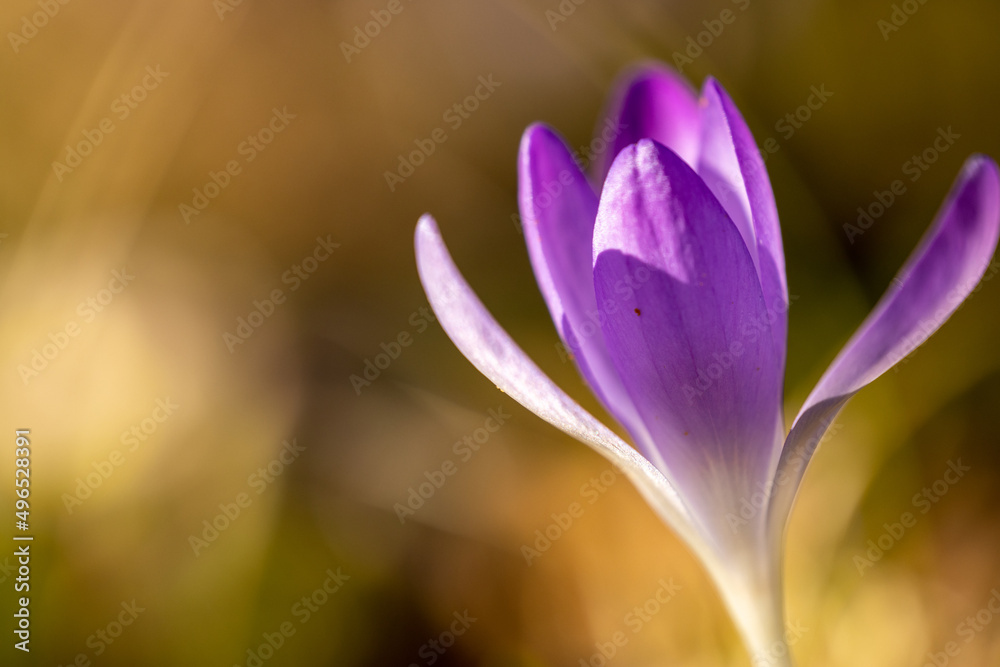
[521,121,557,141]
[700,75,722,96]
[415,213,439,240]
[415,214,444,266]
[602,138,645,181]
[964,153,1000,186]
[519,122,565,167]
[617,60,692,89]
[954,154,1000,237]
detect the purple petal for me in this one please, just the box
[593,63,702,183]
[520,124,599,340]
[414,214,699,545]
[697,79,789,356]
[769,156,1000,532]
[519,124,659,460]
[417,213,792,665]
[592,140,785,536]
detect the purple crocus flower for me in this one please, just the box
[413,63,1000,664]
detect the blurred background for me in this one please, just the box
[1,0,999,664]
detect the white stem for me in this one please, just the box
[703,543,794,667]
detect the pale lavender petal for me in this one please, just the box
[697,78,788,357]
[519,124,659,463]
[769,156,1000,533]
[594,63,702,183]
[593,140,785,537]
[414,214,698,546]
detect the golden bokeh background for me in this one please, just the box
[1,0,999,665]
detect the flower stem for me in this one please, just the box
[707,546,794,667]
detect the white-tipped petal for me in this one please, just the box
[414,214,698,547]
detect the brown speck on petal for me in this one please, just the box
[634,308,641,316]
[683,431,688,436]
